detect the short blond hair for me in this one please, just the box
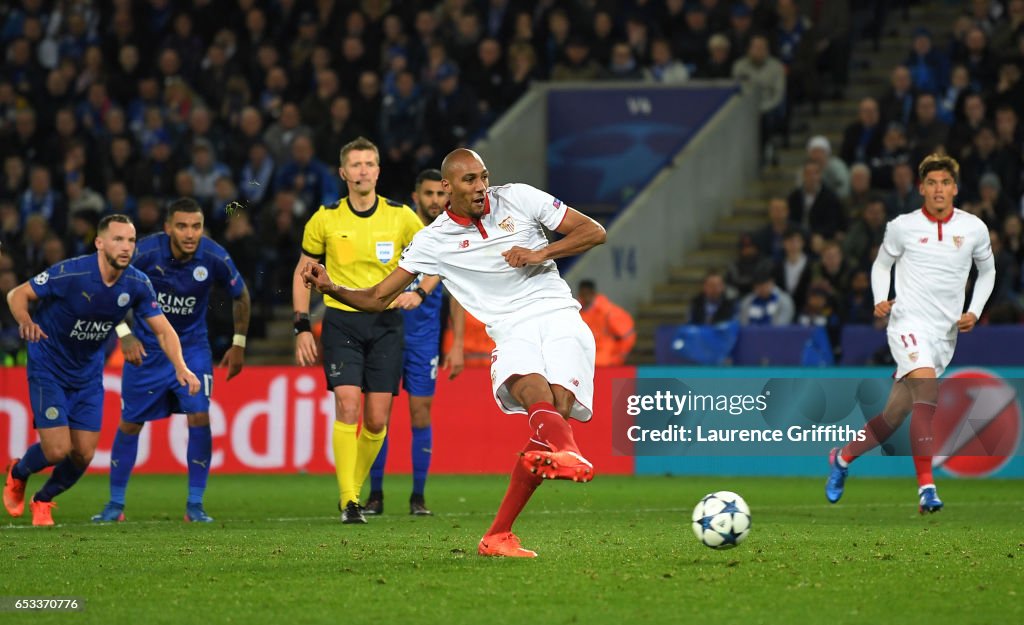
[918,153,959,182]
[339,136,379,168]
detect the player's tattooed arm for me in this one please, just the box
[116,312,146,366]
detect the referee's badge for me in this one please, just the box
[376,241,394,263]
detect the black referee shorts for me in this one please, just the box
[321,307,404,394]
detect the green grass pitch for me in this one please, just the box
[1,474,1020,625]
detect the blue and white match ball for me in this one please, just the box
[692,491,751,549]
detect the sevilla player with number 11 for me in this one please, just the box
[826,154,995,513]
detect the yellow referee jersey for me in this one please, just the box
[301,195,423,312]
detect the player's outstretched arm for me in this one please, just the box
[292,252,321,366]
[219,285,251,380]
[143,313,201,395]
[392,274,441,310]
[870,247,897,318]
[302,263,416,313]
[443,296,465,379]
[501,207,606,267]
[7,282,48,342]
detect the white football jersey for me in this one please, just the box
[879,208,992,340]
[398,183,580,327]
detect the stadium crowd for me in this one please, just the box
[0,0,1017,366]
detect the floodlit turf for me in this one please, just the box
[1,474,1020,625]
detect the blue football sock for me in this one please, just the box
[34,458,87,503]
[109,429,140,506]
[187,425,212,505]
[369,432,388,493]
[411,426,432,497]
[13,443,52,481]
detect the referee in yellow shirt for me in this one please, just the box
[292,137,423,524]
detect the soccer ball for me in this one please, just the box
[691,491,751,549]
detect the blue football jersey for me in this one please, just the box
[131,234,245,350]
[27,254,161,387]
[401,274,444,344]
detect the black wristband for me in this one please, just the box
[294,318,312,335]
[414,287,429,301]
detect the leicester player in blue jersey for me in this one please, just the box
[364,169,465,516]
[92,198,250,523]
[3,214,200,526]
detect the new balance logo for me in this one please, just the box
[458,240,470,249]
[919,237,929,244]
[191,459,208,469]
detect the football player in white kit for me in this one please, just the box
[826,154,995,513]
[301,148,606,557]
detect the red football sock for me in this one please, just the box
[485,439,546,536]
[528,402,579,453]
[840,413,897,464]
[910,401,937,487]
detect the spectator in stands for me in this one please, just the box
[796,286,841,345]
[810,241,852,303]
[843,198,887,269]
[607,42,644,81]
[738,268,795,326]
[994,105,1023,154]
[842,269,875,325]
[689,269,737,325]
[1003,214,1024,265]
[315,95,365,167]
[878,65,916,128]
[696,34,732,79]
[751,197,794,263]
[589,10,616,67]
[907,93,949,165]
[263,102,311,164]
[22,213,50,276]
[466,38,508,128]
[274,134,339,214]
[960,124,1019,202]
[727,234,771,296]
[0,268,23,363]
[138,140,179,200]
[186,139,231,209]
[420,62,479,161]
[19,164,65,236]
[727,4,756,62]
[987,228,1021,310]
[846,164,874,218]
[379,70,425,195]
[774,228,812,310]
[954,27,997,91]
[732,34,786,165]
[869,121,911,191]
[6,108,42,164]
[938,64,971,126]
[799,0,850,99]
[677,4,712,72]
[905,28,949,95]
[1,155,27,201]
[551,36,605,82]
[135,197,162,238]
[577,280,636,366]
[942,93,983,161]
[788,160,846,239]
[804,135,850,200]
[964,173,1014,229]
[502,42,540,110]
[884,162,924,218]
[300,69,339,132]
[840,97,884,166]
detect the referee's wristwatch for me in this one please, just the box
[294,312,312,335]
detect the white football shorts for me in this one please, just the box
[486,307,596,422]
[887,329,956,379]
